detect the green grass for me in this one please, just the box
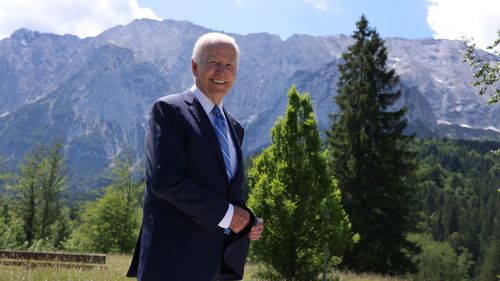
[327,271,409,281]
[243,264,409,281]
[0,254,131,281]
[0,255,409,281]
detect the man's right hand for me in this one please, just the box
[229,206,250,233]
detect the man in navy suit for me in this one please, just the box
[127,33,264,281]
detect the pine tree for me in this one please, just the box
[477,194,500,281]
[248,86,354,280]
[328,15,419,275]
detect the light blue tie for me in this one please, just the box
[212,106,232,181]
[212,106,233,235]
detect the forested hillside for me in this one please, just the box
[412,139,500,280]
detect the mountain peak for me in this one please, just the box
[10,28,41,45]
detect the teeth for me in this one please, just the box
[213,79,227,84]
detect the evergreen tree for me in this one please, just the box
[477,194,500,281]
[413,138,500,278]
[328,15,419,274]
[248,86,354,281]
[66,154,143,253]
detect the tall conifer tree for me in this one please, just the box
[477,195,500,281]
[328,15,419,274]
[248,86,354,280]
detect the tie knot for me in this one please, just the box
[212,106,224,120]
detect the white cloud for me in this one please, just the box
[426,0,500,50]
[0,0,161,39]
[305,0,328,11]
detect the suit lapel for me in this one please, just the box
[224,108,244,186]
[183,90,228,181]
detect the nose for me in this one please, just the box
[215,63,226,73]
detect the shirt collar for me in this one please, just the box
[191,84,224,116]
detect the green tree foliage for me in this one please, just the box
[0,156,16,248]
[477,197,500,281]
[409,233,472,281]
[413,139,500,279]
[13,146,44,247]
[39,143,66,239]
[0,189,23,250]
[476,174,499,281]
[5,142,69,249]
[328,15,419,275]
[463,31,500,104]
[0,156,9,186]
[248,86,354,281]
[66,154,143,253]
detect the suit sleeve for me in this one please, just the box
[146,99,228,232]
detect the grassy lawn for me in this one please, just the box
[244,264,409,281]
[0,254,132,281]
[0,255,409,281]
[328,271,410,281]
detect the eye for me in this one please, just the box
[226,63,234,69]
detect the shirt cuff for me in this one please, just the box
[218,203,234,229]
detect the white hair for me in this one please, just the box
[192,32,240,68]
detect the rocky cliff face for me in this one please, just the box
[0,19,498,191]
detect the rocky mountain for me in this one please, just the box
[0,19,499,191]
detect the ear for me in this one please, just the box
[192,59,198,77]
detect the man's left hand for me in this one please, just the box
[248,217,264,241]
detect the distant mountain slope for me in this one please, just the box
[0,19,499,191]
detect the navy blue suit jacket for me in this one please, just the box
[127,89,254,281]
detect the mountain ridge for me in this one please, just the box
[1,19,499,191]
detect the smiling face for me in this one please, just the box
[192,41,237,105]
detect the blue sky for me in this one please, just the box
[0,0,498,49]
[136,0,433,40]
